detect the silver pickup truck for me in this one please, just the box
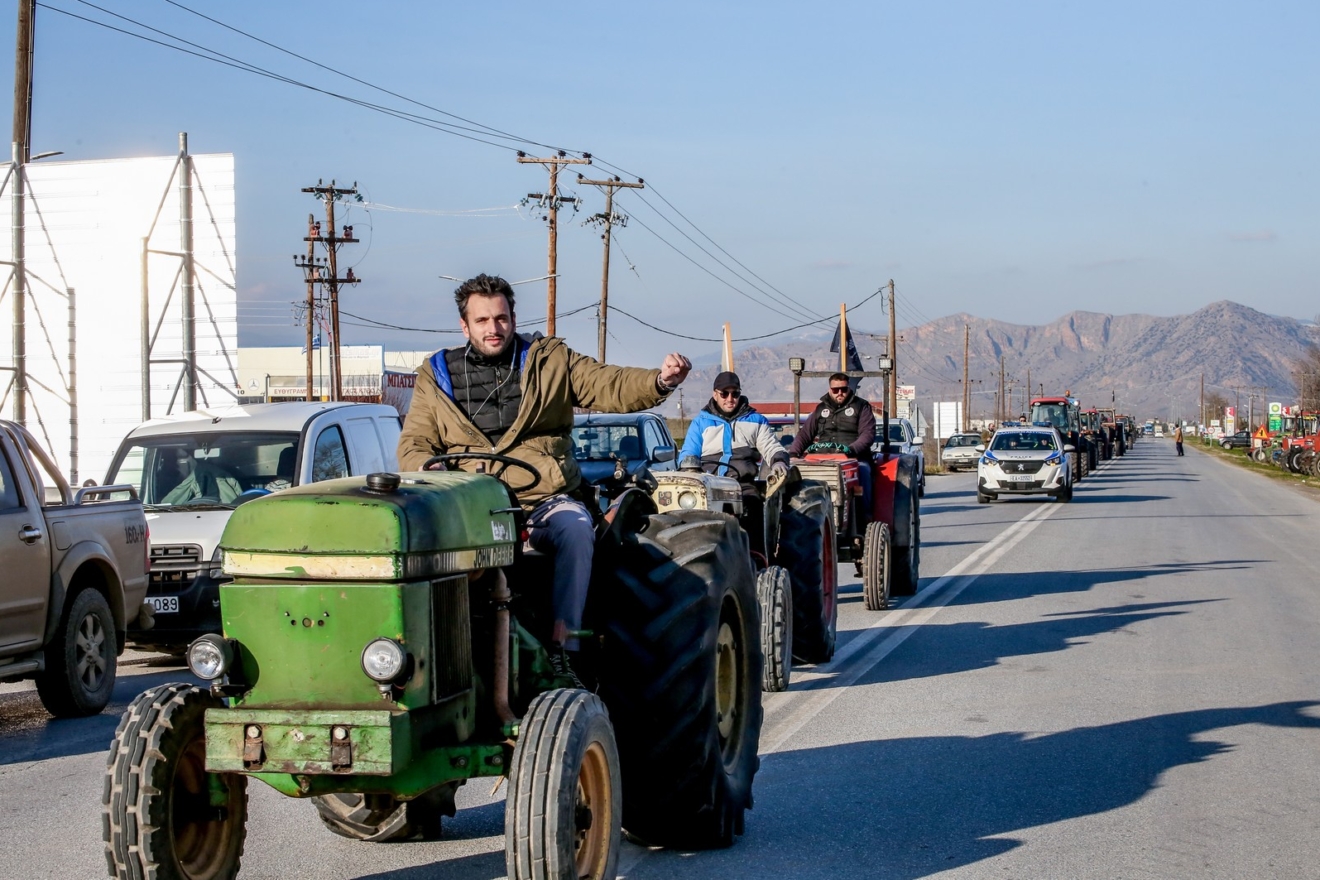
[0,421,149,717]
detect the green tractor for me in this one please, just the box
[103,457,763,880]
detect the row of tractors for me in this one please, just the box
[103,423,923,878]
[1245,411,1320,476]
[1027,395,1136,482]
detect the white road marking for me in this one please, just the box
[618,462,1114,876]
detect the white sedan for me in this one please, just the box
[941,432,984,471]
[977,425,1074,503]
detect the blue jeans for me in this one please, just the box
[526,495,595,651]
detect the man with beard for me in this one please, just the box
[398,274,692,683]
[787,373,877,560]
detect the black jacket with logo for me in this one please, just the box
[787,390,876,459]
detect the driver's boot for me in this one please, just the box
[548,644,585,690]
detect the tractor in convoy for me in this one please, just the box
[649,466,831,693]
[104,460,764,880]
[1030,395,1091,483]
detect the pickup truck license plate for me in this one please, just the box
[149,596,179,614]
[1007,474,1034,483]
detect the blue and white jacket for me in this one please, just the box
[679,397,789,483]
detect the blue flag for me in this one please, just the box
[301,333,322,354]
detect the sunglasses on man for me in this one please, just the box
[829,385,850,394]
[714,388,741,398]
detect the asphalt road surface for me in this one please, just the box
[5,437,1320,879]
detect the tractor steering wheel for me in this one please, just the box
[421,453,543,493]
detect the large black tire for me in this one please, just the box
[777,482,837,664]
[756,566,792,693]
[506,689,621,880]
[36,587,117,717]
[889,456,921,598]
[862,521,890,611]
[104,683,247,880]
[595,511,762,849]
[313,783,458,842]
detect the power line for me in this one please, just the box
[610,286,886,343]
[46,1,829,335]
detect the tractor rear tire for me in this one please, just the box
[596,511,762,850]
[862,521,890,611]
[314,793,413,842]
[314,782,458,842]
[757,566,792,693]
[778,481,837,664]
[104,683,247,880]
[890,460,921,598]
[506,689,621,880]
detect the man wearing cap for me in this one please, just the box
[398,274,692,684]
[679,371,790,492]
[787,373,877,561]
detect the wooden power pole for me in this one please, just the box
[887,279,897,414]
[297,181,361,401]
[578,174,643,362]
[962,323,970,432]
[518,150,591,336]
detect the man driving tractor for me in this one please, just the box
[679,370,790,490]
[398,273,692,683]
[787,373,877,569]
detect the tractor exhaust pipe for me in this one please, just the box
[489,570,517,726]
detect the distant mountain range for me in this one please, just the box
[677,301,1319,423]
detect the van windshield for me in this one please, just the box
[106,432,300,508]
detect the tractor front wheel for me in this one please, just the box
[104,684,247,880]
[862,521,891,611]
[506,689,621,880]
[757,565,793,693]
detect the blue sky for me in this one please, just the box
[5,1,1317,367]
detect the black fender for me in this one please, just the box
[46,540,129,653]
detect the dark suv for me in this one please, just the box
[1220,430,1252,449]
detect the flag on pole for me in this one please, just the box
[829,320,864,387]
[301,333,322,354]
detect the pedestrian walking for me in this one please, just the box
[1174,425,1184,456]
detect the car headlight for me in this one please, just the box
[361,638,406,682]
[187,634,232,681]
[677,491,698,509]
[1043,452,1062,465]
[980,454,997,466]
[208,545,226,579]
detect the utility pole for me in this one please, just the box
[297,181,361,401]
[12,0,33,164]
[1200,372,1205,429]
[578,174,643,362]
[179,133,197,410]
[887,279,897,413]
[999,355,1006,425]
[303,214,316,401]
[962,323,970,432]
[518,150,590,336]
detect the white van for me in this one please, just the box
[102,402,401,652]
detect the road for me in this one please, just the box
[4,437,1320,879]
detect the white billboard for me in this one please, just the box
[932,401,963,439]
[0,150,237,482]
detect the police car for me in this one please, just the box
[977,423,1074,503]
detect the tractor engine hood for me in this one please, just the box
[219,471,518,582]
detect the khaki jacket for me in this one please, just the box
[398,335,669,506]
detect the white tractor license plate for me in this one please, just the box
[149,596,180,614]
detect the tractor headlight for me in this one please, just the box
[187,634,232,681]
[677,491,698,509]
[361,638,406,682]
